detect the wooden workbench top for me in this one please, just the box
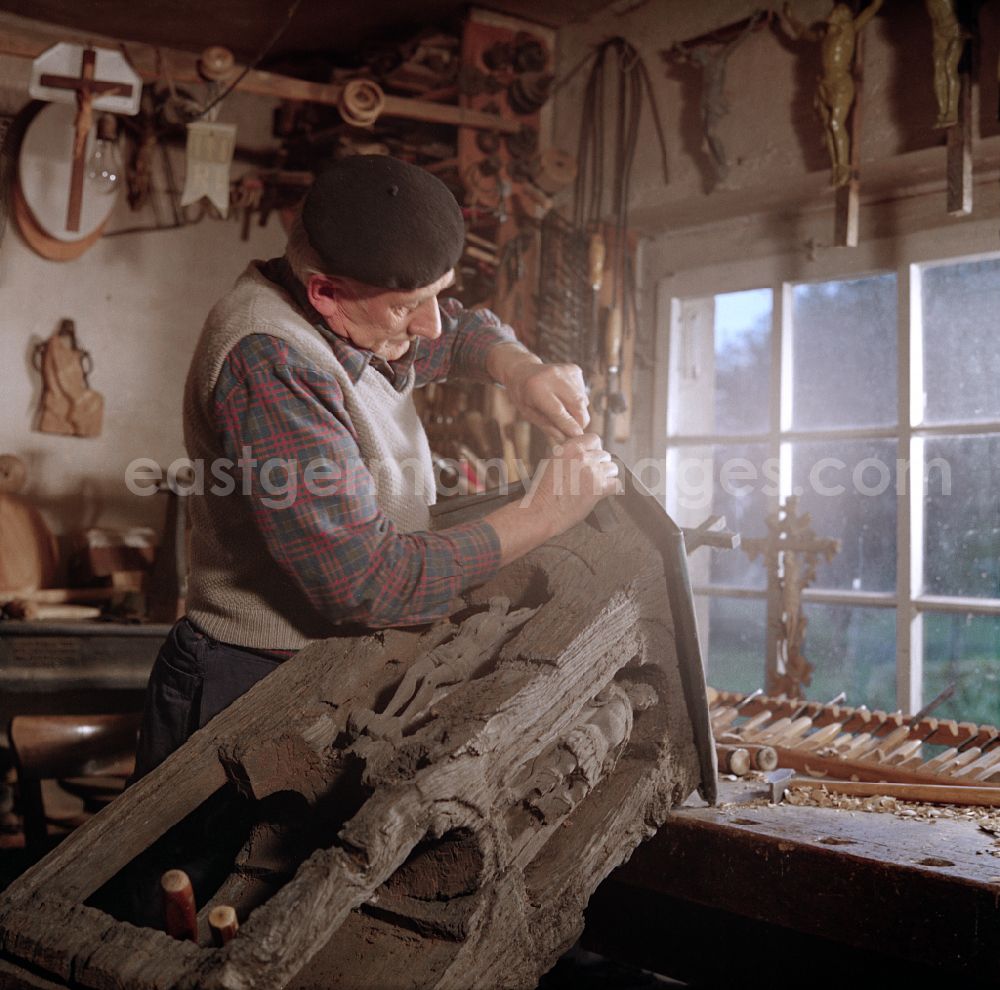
[585,777,1000,983]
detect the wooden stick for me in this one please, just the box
[1,586,123,605]
[770,744,1000,788]
[66,48,95,233]
[788,777,1000,808]
[946,67,973,216]
[208,905,238,947]
[833,32,864,247]
[161,869,197,942]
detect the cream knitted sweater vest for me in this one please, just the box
[184,263,435,650]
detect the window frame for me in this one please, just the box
[653,222,1000,714]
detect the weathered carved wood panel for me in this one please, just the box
[0,476,714,990]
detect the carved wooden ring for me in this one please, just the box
[198,46,236,82]
[339,79,386,128]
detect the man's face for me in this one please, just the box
[310,269,455,362]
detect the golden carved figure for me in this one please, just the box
[782,0,884,188]
[924,0,967,128]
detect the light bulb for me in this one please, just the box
[86,114,122,194]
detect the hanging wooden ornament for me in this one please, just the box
[180,120,237,217]
[32,318,104,438]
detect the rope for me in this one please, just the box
[570,36,668,375]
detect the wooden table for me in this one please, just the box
[584,778,1000,982]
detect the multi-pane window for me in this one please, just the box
[663,254,1000,720]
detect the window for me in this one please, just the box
[661,253,1000,719]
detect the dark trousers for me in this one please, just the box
[132,616,285,780]
[102,619,287,927]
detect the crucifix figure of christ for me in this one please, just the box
[781,0,884,189]
[925,0,968,129]
[666,11,766,185]
[35,48,135,232]
[742,496,840,699]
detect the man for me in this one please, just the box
[133,155,617,778]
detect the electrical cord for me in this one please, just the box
[193,0,306,120]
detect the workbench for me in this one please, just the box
[584,778,1000,983]
[0,621,164,724]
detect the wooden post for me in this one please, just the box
[946,66,973,216]
[208,905,239,946]
[161,869,198,942]
[834,33,865,247]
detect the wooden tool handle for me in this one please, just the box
[208,905,239,947]
[790,777,1000,807]
[604,307,623,369]
[161,869,198,941]
[588,230,605,292]
[749,744,779,772]
[717,744,751,777]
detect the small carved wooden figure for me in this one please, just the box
[33,318,104,437]
[742,496,840,699]
[668,11,764,184]
[781,0,884,188]
[924,0,967,128]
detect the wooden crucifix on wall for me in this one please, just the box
[29,43,141,232]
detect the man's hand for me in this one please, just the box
[487,342,590,441]
[484,433,620,566]
[525,433,620,530]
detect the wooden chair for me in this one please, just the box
[8,713,141,850]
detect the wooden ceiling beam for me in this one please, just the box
[0,13,520,133]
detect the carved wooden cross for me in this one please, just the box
[38,48,135,231]
[742,496,840,699]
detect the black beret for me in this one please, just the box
[302,155,465,290]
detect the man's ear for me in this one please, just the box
[306,274,340,319]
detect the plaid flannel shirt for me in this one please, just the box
[209,259,516,632]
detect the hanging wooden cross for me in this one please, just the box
[29,43,141,232]
[742,496,840,699]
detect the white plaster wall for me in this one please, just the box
[0,55,287,534]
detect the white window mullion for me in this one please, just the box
[896,263,922,714]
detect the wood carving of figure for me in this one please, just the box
[33,319,104,437]
[924,0,966,128]
[380,595,537,731]
[742,496,839,698]
[669,12,763,183]
[778,550,811,695]
[781,0,884,188]
[511,680,658,824]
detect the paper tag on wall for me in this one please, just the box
[180,121,237,217]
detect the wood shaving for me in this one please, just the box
[783,785,1000,830]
